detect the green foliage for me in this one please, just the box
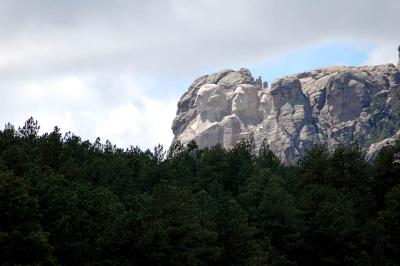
[0,169,55,265]
[18,116,40,139]
[0,118,399,265]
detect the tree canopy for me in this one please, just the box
[0,118,399,265]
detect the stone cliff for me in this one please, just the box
[172,62,400,164]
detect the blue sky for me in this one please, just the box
[250,42,371,84]
[157,42,375,99]
[164,41,385,102]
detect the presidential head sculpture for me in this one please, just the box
[195,84,228,121]
[259,93,273,116]
[232,85,260,123]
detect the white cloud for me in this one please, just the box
[0,74,177,149]
[1,0,399,78]
[365,43,399,66]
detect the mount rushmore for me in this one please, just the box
[171,50,400,164]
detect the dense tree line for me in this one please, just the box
[0,117,399,265]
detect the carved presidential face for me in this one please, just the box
[195,84,227,113]
[259,93,273,115]
[232,87,247,113]
[232,85,259,117]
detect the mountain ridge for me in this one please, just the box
[172,61,400,163]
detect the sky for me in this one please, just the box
[0,0,399,150]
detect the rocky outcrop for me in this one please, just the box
[172,64,400,164]
[367,130,400,160]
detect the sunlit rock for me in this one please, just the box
[171,63,400,163]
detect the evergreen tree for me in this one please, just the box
[0,117,399,265]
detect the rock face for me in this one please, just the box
[172,64,400,164]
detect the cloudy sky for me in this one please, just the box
[0,0,399,149]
